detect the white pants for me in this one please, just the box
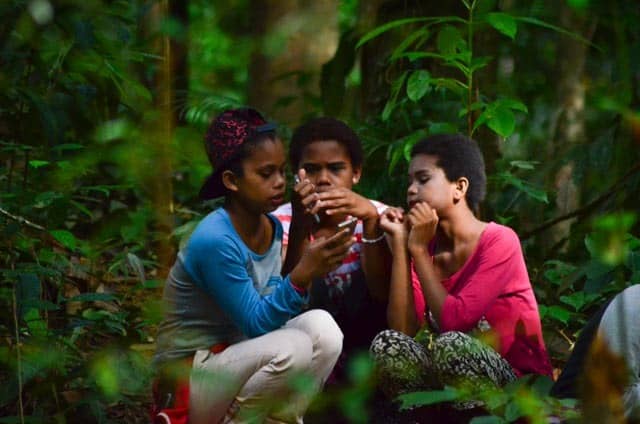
[189,309,343,424]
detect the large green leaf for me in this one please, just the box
[497,98,528,113]
[381,100,394,122]
[381,71,408,121]
[387,128,427,172]
[397,387,458,409]
[559,292,599,312]
[436,25,466,55]
[406,70,431,101]
[487,106,515,137]
[505,401,524,422]
[28,160,49,169]
[516,16,601,51]
[357,17,431,49]
[430,77,468,96]
[545,305,572,324]
[357,16,465,49]
[469,55,492,73]
[486,13,518,39]
[50,229,77,250]
[496,171,548,203]
[390,28,431,62]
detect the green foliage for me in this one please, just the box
[1,0,639,421]
[397,375,579,424]
[486,13,517,39]
[303,353,378,423]
[358,0,534,139]
[537,213,639,333]
[397,387,459,409]
[0,0,167,420]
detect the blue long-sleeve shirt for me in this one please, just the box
[154,208,307,364]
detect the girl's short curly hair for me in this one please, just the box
[411,134,486,211]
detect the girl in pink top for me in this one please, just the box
[371,134,552,407]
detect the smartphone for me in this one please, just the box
[336,216,358,236]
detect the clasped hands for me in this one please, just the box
[379,202,439,255]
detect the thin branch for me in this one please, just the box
[521,162,640,240]
[0,206,46,231]
[559,328,576,351]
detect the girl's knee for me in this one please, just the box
[298,309,343,358]
[434,331,468,344]
[274,331,314,372]
[431,331,470,366]
[370,329,409,357]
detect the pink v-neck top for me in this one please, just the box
[411,222,552,377]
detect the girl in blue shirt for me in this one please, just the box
[154,108,353,423]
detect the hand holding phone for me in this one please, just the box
[291,224,356,285]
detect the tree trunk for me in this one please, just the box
[547,4,597,251]
[144,0,179,275]
[248,0,339,126]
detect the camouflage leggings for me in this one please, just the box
[370,329,517,407]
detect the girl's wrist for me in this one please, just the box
[408,243,428,257]
[290,280,308,295]
[361,209,382,234]
[361,207,380,224]
[289,267,311,290]
[390,233,408,249]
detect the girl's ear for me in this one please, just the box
[222,170,239,193]
[453,177,469,202]
[352,165,362,184]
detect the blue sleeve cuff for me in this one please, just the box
[282,274,309,306]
